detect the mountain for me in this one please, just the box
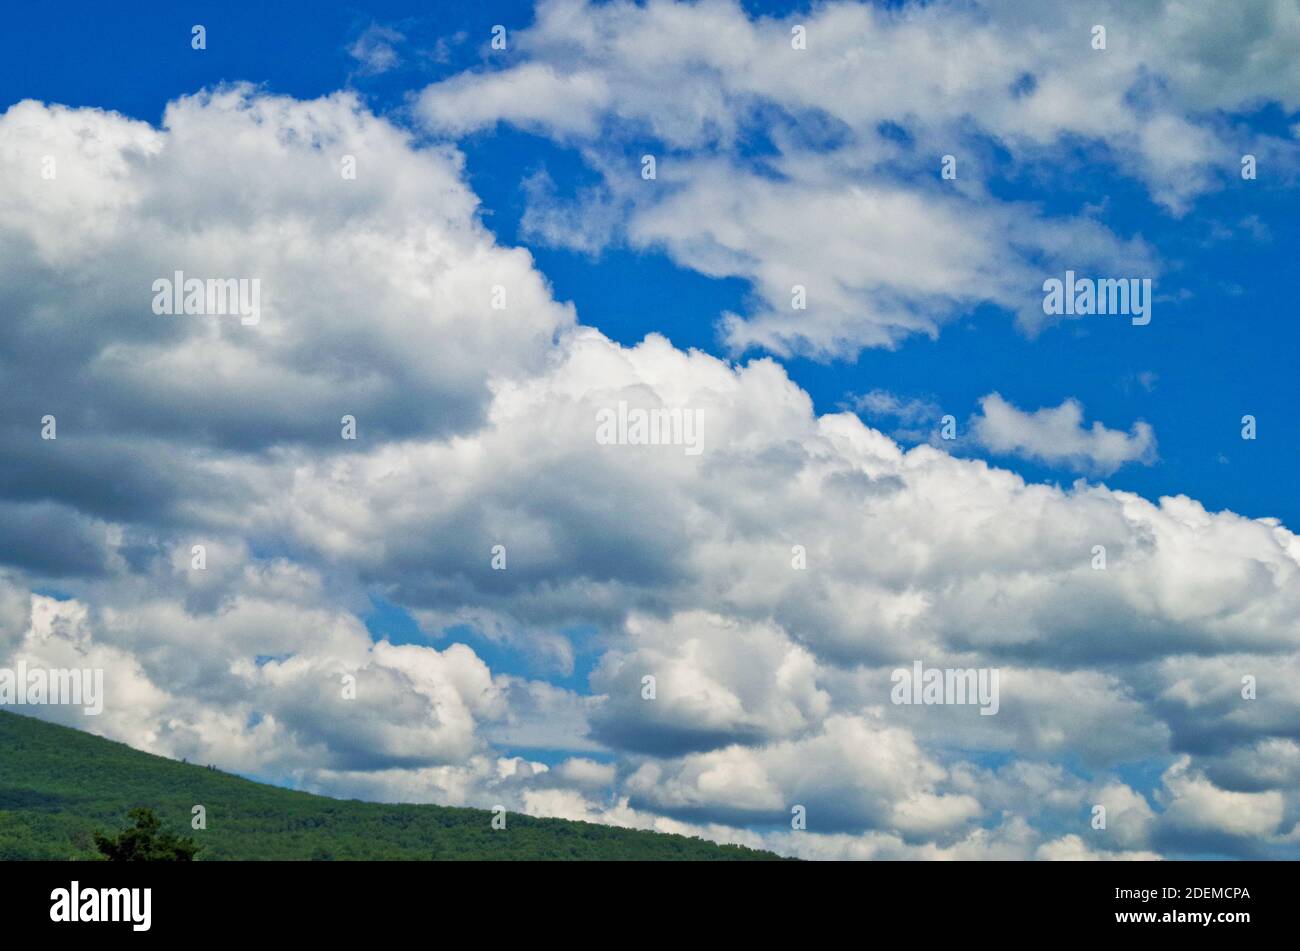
[0,710,784,860]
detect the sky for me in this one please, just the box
[0,0,1298,860]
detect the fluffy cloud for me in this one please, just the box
[0,88,571,477]
[1156,757,1288,853]
[970,393,1158,474]
[589,611,831,754]
[623,713,981,837]
[347,24,405,76]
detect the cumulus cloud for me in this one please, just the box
[970,393,1158,474]
[1156,757,1287,853]
[623,712,981,837]
[589,611,831,754]
[0,88,571,481]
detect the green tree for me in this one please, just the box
[93,808,200,861]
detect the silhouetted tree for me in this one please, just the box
[93,807,200,861]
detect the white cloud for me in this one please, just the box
[847,390,941,426]
[419,63,610,137]
[1159,757,1285,839]
[347,24,405,76]
[970,393,1157,474]
[1034,835,1162,861]
[623,712,981,837]
[589,611,831,754]
[0,88,572,467]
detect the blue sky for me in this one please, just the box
[2,0,1298,859]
